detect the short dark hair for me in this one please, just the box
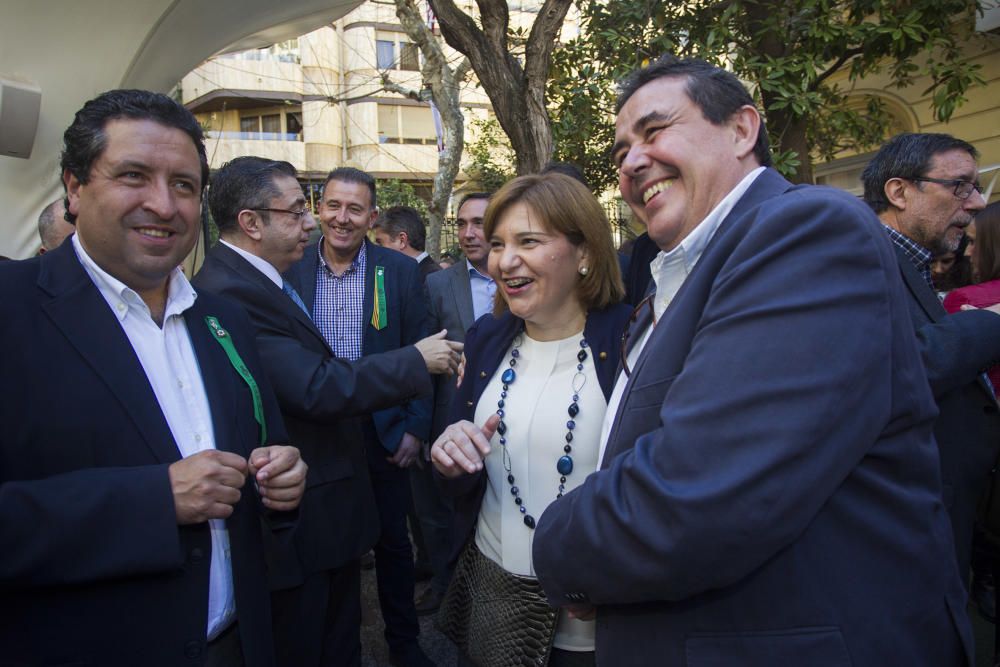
[974,201,1000,283]
[616,55,772,168]
[484,173,624,313]
[60,89,209,223]
[541,162,589,188]
[457,192,491,215]
[373,206,427,251]
[860,133,979,214]
[322,167,376,209]
[37,199,66,249]
[209,156,298,235]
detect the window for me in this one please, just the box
[236,109,302,141]
[376,40,396,70]
[376,32,419,71]
[377,104,438,145]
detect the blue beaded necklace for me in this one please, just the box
[495,332,589,529]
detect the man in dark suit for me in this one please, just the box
[372,205,441,280]
[192,157,461,666]
[861,133,1000,585]
[0,90,306,667]
[285,168,437,667]
[413,192,493,613]
[530,56,972,665]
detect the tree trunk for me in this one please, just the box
[427,0,573,175]
[391,0,470,259]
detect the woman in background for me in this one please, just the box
[944,200,1000,392]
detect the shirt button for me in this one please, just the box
[116,303,126,312]
[195,434,202,443]
[177,379,184,388]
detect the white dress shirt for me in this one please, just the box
[73,234,236,639]
[597,167,765,466]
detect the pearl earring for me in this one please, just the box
[579,266,589,276]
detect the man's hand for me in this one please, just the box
[415,329,464,375]
[169,450,248,524]
[430,415,499,478]
[388,432,421,468]
[249,445,307,511]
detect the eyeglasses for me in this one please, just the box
[251,207,312,220]
[909,177,983,200]
[620,294,656,378]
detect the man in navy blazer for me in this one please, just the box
[860,133,1000,586]
[285,168,438,667]
[532,56,972,666]
[192,157,461,666]
[0,90,306,667]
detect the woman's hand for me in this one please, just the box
[431,414,500,478]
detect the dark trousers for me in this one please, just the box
[409,459,455,594]
[270,561,362,667]
[458,648,594,667]
[205,622,244,667]
[366,432,421,652]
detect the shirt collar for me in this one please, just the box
[650,166,766,278]
[467,259,492,282]
[72,233,196,322]
[414,251,429,264]
[220,239,283,288]
[318,237,366,276]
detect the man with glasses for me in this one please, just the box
[193,157,461,666]
[861,133,1000,587]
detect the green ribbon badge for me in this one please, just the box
[371,265,388,330]
[205,316,267,446]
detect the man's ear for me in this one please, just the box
[883,178,909,211]
[397,230,410,251]
[63,169,81,218]
[237,209,264,241]
[368,208,378,228]
[730,105,761,161]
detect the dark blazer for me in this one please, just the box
[0,241,289,667]
[532,169,973,666]
[286,239,432,452]
[891,244,1000,581]
[193,242,433,585]
[441,305,631,564]
[418,253,441,280]
[426,261,477,442]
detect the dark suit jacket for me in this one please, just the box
[418,253,441,281]
[891,243,1000,581]
[193,242,433,585]
[532,169,973,666]
[286,239,432,452]
[426,261,477,442]
[0,241,289,667]
[440,305,631,564]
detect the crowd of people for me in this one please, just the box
[2,53,1000,667]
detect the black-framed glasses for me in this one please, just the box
[251,207,312,220]
[621,294,657,378]
[909,177,983,200]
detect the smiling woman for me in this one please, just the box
[430,173,630,667]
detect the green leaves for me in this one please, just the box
[548,0,983,185]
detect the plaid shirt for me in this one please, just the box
[883,225,934,292]
[314,240,366,361]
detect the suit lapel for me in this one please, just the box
[39,244,181,464]
[893,245,946,323]
[214,243,330,352]
[451,264,475,330]
[286,241,321,316]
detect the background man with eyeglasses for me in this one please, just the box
[193,157,461,666]
[862,133,1000,589]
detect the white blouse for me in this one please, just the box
[473,329,605,652]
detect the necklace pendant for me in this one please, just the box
[557,455,574,475]
[501,368,516,384]
[523,515,536,529]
